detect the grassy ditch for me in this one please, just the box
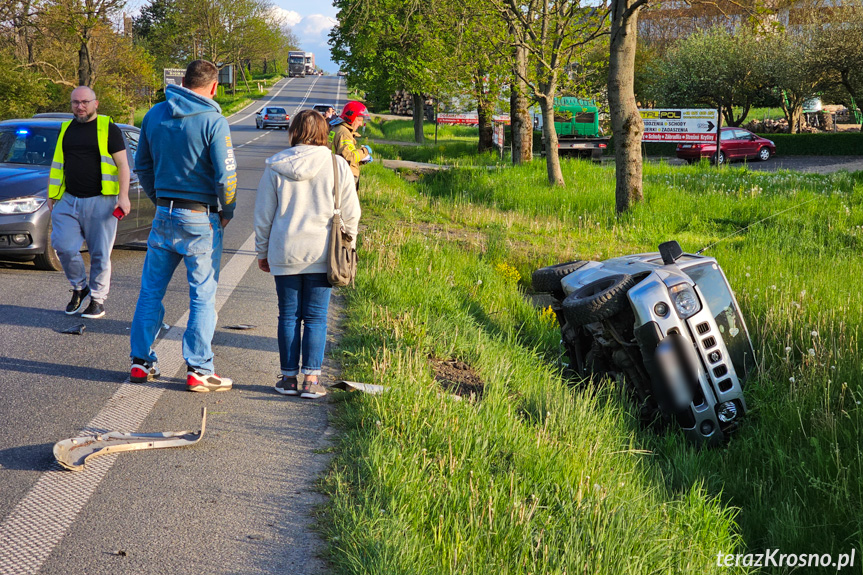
[321,137,863,573]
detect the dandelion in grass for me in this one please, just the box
[790,377,796,383]
[809,349,816,357]
[811,330,818,338]
[785,346,792,353]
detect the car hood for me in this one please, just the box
[0,164,49,201]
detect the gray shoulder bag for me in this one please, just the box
[327,154,358,287]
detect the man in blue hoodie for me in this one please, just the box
[129,60,237,392]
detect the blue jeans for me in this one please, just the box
[130,206,223,374]
[274,273,332,376]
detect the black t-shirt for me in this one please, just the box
[62,119,126,198]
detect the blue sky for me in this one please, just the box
[271,0,340,73]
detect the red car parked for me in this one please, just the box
[676,127,776,165]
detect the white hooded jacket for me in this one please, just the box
[254,144,360,276]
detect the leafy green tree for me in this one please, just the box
[763,32,822,133]
[809,6,863,124]
[330,0,458,143]
[649,27,768,126]
[488,0,606,186]
[0,51,49,120]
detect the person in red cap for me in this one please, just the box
[328,100,371,188]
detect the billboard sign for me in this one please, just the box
[163,68,185,87]
[437,113,478,125]
[436,113,511,126]
[640,109,719,143]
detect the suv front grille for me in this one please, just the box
[713,364,728,378]
[702,336,716,349]
[696,322,710,335]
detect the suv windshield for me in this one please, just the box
[685,262,755,382]
[0,126,59,166]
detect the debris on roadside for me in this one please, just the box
[53,408,207,471]
[60,324,86,335]
[224,324,257,330]
[331,380,387,394]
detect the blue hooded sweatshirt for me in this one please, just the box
[135,84,237,219]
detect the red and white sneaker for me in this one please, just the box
[130,359,160,383]
[186,369,233,392]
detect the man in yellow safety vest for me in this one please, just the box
[47,86,131,319]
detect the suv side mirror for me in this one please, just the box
[659,241,683,265]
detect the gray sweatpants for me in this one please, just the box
[51,194,118,302]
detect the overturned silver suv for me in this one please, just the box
[533,241,755,445]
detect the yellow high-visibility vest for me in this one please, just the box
[48,115,120,200]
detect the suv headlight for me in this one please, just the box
[0,197,45,214]
[668,282,701,319]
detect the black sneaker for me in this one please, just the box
[186,367,233,392]
[130,359,160,383]
[65,286,90,314]
[81,299,105,319]
[299,380,327,399]
[275,375,299,396]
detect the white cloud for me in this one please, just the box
[299,14,337,38]
[270,7,302,28]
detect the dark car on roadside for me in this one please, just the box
[255,106,290,130]
[0,116,153,270]
[676,127,776,165]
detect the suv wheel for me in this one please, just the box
[562,273,642,326]
[532,260,589,300]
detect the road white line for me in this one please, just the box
[228,78,294,125]
[289,75,320,117]
[0,232,259,575]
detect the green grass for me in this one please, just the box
[320,130,863,573]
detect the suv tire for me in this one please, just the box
[532,261,588,300]
[562,273,641,326]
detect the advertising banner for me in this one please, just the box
[640,109,719,143]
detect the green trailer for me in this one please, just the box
[548,97,610,161]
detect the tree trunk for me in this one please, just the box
[263,58,268,74]
[789,105,803,133]
[412,92,425,143]
[608,0,644,215]
[510,38,532,164]
[78,37,93,87]
[538,95,564,186]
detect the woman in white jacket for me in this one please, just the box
[254,110,361,398]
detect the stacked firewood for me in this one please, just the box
[389,90,435,118]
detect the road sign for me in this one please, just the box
[163,68,185,87]
[640,108,719,143]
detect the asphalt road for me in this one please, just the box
[0,76,348,575]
